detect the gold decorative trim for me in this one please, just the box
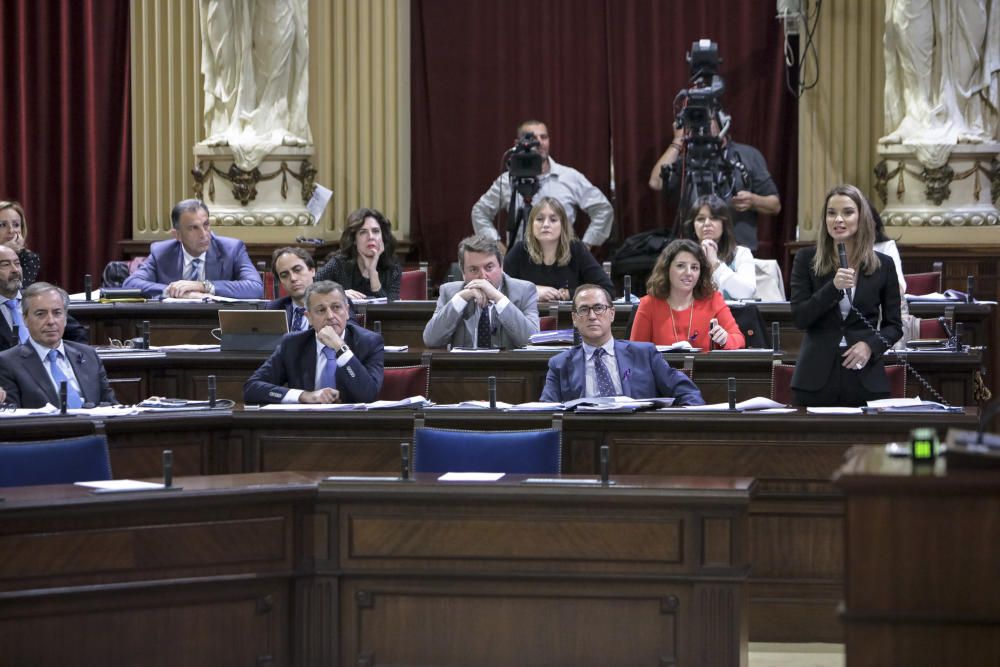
[192,160,317,206]
[874,158,998,207]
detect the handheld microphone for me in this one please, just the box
[59,380,68,414]
[771,321,781,353]
[837,242,852,304]
[207,374,217,408]
[728,377,737,410]
[488,376,497,409]
[163,449,173,488]
[600,444,610,485]
[84,274,92,301]
[400,442,411,481]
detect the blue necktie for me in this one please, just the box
[47,349,83,408]
[4,299,28,344]
[592,348,617,397]
[185,257,202,281]
[477,306,492,348]
[319,346,338,390]
[291,306,305,332]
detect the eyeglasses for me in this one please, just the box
[572,304,612,317]
[108,338,137,349]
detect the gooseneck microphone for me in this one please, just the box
[837,242,852,304]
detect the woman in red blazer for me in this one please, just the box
[629,239,744,351]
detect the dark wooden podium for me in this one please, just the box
[835,445,1000,666]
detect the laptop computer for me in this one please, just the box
[218,309,289,352]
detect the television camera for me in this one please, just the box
[504,131,544,247]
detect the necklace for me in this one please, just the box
[667,300,695,345]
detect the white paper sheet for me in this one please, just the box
[438,472,505,481]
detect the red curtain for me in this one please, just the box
[0,0,131,291]
[411,0,612,277]
[606,0,797,259]
[411,0,796,272]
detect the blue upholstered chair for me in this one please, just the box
[412,415,562,474]
[0,434,112,487]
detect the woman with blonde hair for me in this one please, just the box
[503,196,613,302]
[630,238,744,351]
[0,200,40,285]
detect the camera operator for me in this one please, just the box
[472,119,613,253]
[648,43,781,252]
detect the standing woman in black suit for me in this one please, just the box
[790,184,902,406]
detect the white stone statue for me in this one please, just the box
[198,0,312,171]
[880,0,1000,165]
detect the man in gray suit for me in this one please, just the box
[0,282,117,408]
[423,235,539,349]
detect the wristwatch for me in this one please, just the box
[335,344,350,358]
[202,280,216,295]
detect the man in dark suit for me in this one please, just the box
[266,246,315,332]
[0,282,117,408]
[540,284,704,405]
[244,280,384,404]
[123,199,263,299]
[0,246,89,350]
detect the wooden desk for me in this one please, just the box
[0,472,753,667]
[1,407,976,644]
[71,301,267,346]
[835,446,1000,666]
[99,347,985,408]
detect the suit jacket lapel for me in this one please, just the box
[613,340,633,396]
[569,346,586,398]
[0,315,14,349]
[64,344,91,403]
[20,345,59,405]
[299,331,318,390]
[206,237,223,281]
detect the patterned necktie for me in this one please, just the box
[291,306,305,332]
[4,300,28,343]
[592,348,617,397]
[47,349,84,408]
[319,346,338,390]
[477,305,492,348]
[185,257,202,281]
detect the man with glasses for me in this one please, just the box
[243,281,384,404]
[540,284,704,404]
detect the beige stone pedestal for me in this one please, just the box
[874,143,999,244]
[191,145,322,243]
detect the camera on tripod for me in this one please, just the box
[508,131,543,186]
[660,39,747,203]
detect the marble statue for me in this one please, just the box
[198,0,312,171]
[879,0,999,165]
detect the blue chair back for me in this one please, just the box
[0,434,112,487]
[413,424,561,474]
